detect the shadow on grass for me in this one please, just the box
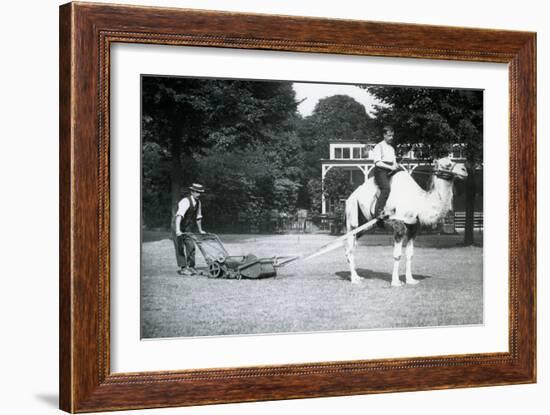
[335,268,432,284]
[358,233,483,249]
[142,230,294,244]
[142,229,483,249]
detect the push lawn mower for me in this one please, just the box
[184,233,299,279]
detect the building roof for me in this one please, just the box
[328,140,375,145]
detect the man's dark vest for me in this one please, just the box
[177,196,201,232]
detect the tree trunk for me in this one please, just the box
[170,136,183,216]
[463,166,476,245]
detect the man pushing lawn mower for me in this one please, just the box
[171,183,206,276]
[170,182,298,279]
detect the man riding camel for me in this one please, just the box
[371,126,400,225]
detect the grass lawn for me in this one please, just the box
[141,233,483,338]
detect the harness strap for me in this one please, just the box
[434,160,457,181]
[434,170,456,180]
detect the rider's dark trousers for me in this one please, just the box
[374,166,391,217]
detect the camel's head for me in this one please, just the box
[434,157,468,180]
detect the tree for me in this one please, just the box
[297,94,375,211]
[141,77,299,215]
[142,76,300,229]
[196,121,305,231]
[306,178,323,214]
[323,168,354,207]
[322,168,354,233]
[142,142,171,227]
[364,86,483,244]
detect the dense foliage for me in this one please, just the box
[142,78,372,231]
[141,78,481,240]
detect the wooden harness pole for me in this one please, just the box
[302,217,380,261]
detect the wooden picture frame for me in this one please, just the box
[59,2,536,412]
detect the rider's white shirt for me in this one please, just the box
[372,140,396,165]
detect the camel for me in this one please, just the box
[344,157,468,286]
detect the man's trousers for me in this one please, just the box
[172,232,196,268]
[374,166,391,217]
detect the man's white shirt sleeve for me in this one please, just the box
[176,198,190,217]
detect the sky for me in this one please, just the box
[293,82,382,117]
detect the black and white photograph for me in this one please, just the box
[3,0,546,414]
[140,76,483,339]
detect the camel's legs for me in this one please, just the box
[344,233,361,284]
[405,238,419,285]
[391,239,404,287]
